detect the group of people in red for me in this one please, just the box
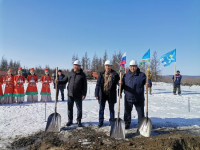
[0,67,52,104]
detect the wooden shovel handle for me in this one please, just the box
[55,67,58,112]
[146,71,149,117]
[118,71,122,114]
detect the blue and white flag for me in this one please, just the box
[160,49,176,67]
[140,49,150,65]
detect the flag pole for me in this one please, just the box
[174,62,176,81]
[174,62,176,74]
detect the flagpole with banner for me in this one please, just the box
[160,49,176,81]
[139,49,150,94]
[174,62,176,81]
[139,49,150,66]
[120,53,126,73]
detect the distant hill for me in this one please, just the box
[162,75,200,78]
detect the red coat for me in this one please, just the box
[0,77,3,98]
[40,75,52,95]
[4,75,14,97]
[13,75,25,97]
[26,75,38,95]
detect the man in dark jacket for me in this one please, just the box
[56,60,87,127]
[54,70,66,101]
[95,60,120,127]
[119,60,148,129]
[172,70,182,95]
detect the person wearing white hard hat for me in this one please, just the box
[119,60,149,129]
[95,60,120,127]
[55,60,87,127]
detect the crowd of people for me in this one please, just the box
[0,67,53,104]
[0,60,182,128]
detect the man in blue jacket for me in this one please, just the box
[172,70,182,95]
[54,70,66,101]
[95,60,120,127]
[119,60,148,129]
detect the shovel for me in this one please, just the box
[110,71,125,139]
[138,70,152,137]
[45,67,61,132]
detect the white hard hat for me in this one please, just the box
[74,60,81,66]
[129,60,137,66]
[104,60,112,65]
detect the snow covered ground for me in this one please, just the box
[0,81,200,147]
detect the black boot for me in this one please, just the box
[98,122,103,128]
[66,121,73,126]
[125,124,130,129]
[77,120,82,127]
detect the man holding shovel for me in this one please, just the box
[119,60,149,129]
[55,60,87,127]
[95,60,120,128]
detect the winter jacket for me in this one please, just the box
[95,69,120,104]
[54,74,66,89]
[121,68,146,103]
[172,74,182,85]
[146,72,153,86]
[58,69,87,99]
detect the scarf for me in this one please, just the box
[104,71,112,95]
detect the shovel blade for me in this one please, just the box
[138,117,152,137]
[45,113,61,132]
[110,118,125,139]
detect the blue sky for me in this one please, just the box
[0,0,200,75]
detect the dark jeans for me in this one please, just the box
[99,95,115,123]
[173,84,181,94]
[124,99,144,125]
[148,79,152,87]
[57,85,65,100]
[68,96,82,122]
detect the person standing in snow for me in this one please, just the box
[55,60,87,127]
[146,68,153,95]
[13,67,25,104]
[119,60,149,129]
[26,68,39,102]
[0,70,4,104]
[95,60,120,128]
[3,69,14,104]
[40,68,52,102]
[172,70,182,96]
[54,70,66,101]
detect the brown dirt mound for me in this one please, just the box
[8,127,200,150]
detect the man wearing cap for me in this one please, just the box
[56,60,87,127]
[13,67,26,104]
[146,69,153,95]
[119,60,148,129]
[172,70,182,95]
[54,70,66,101]
[95,60,120,127]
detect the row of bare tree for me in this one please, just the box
[72,50,161,82]
[1,51,161,81]
[72,50,123,73]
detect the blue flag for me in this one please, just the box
[160,49,176,67]
[140,49,150,65]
